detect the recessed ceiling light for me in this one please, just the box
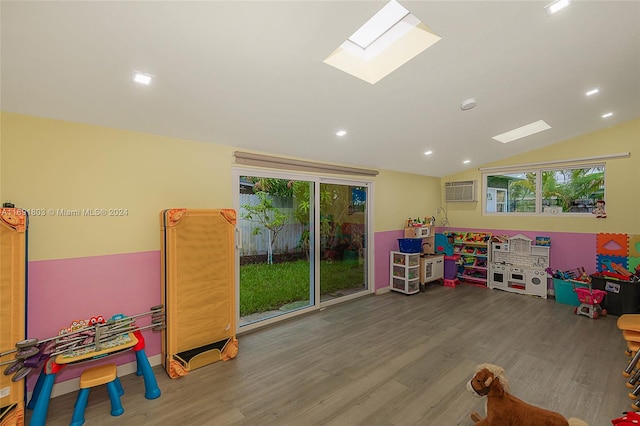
[586,88,599,96]
[336,130,347,137]
[424,150,433,156]
[463,160,471,164]
[133,71,153,85]
[545,0,570,15]
[602,112,613,118]
[492,120,551,144]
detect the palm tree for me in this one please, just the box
[542,167,604,212]
[508,173,536,212]
[488,167,604,213]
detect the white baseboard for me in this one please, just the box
[27,354,162,401]
[375,286,391,295]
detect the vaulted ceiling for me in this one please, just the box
[2,1,639,177]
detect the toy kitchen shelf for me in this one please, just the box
[390,251,421,295]
[446,232,492,286]
[420,254,444,289]
[488,234,550,298]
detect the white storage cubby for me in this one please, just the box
[390,251,421,295]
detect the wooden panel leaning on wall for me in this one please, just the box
[0,208,28,426]
[160,209,238,379]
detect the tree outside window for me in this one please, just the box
[484,165,604,215]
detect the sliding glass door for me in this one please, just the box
[234,170,370,330]
[236,174,315,327]
[318,182,368,302]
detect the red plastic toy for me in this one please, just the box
[574,287,607,319]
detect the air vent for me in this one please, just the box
[445,180,477,202]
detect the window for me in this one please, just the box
[484,164,605,215]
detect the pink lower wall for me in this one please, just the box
[26,251,162,389]
[374,231,404,291]
[374,228,598,292]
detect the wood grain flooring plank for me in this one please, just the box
[30,285,632,425]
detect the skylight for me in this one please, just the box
[134,71,153,85]
[545,0,570,15]
[324,0,441,84]
[492,120,551,144]
[348,0,409,49]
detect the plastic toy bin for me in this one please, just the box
[398,238,423,253]
[553,278,590,306]
[444,254,461,280]
[590,274,640,316]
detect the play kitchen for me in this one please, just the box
[489,234,550,298]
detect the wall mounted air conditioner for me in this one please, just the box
[445,180,477,202]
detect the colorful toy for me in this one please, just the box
[0,306,165,384]
[573,286,607,319]
[599,258,639,281]
[466,363,588,425]
[592,200,606,218]
[612,410,640,425]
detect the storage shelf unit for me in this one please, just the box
[390,251,420,295]
[447,232,491,286]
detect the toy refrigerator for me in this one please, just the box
[160,208,238,379]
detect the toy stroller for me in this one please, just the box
[573,282,607,319]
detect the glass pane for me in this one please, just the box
[486,172,537,213]
[238,176,314,326]
[319,183,368,302]
[541,166,604,213]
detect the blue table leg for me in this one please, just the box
[135,348,161,400]
[27,368,46,410]
[28,373,56,426]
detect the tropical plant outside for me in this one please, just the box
[486,165,604,213]
[239,176,368,319]
[241,177,365,258]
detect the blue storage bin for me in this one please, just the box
[398,238,423,253]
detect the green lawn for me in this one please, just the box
[239,259,364,316]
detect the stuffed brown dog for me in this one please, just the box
[466,363,589,426]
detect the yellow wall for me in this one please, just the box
[1,113,234,260]
[441,118,639,234]
[374,169,441,231]
[6,111,632,263]
[1,112,442,261]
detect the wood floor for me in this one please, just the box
[30,284,631,425]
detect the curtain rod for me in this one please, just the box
[478,152,630,172]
